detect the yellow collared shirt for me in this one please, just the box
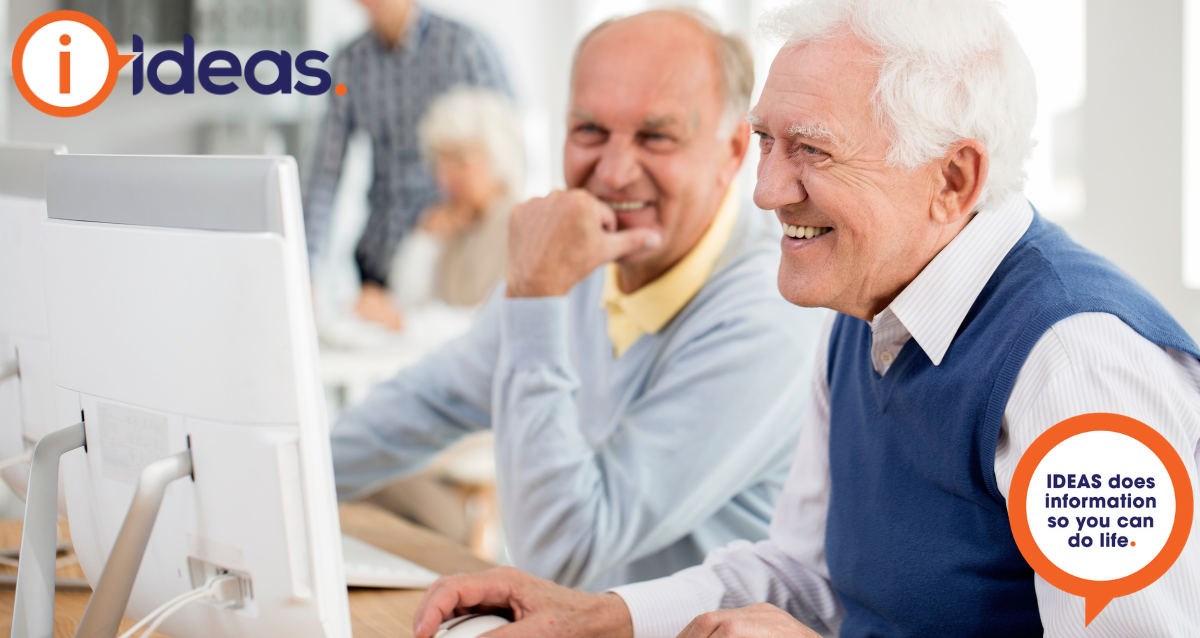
[600,187,739,358]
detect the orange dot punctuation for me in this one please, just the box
[335,84,347,96]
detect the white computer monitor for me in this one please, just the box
[39,154,350,637]
[0,143,66,500]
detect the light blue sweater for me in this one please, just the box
[330,205,827,590]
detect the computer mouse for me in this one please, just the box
[433,613,511,638]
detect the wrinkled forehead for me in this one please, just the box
[570,16,723,126]
[752,37,882,148]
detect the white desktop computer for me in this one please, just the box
[15,154,352,638]
[0,143,67,500]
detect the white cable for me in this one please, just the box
[115,574,240,638]
[115,587,210,638]
[0,448,33,472]
[137,589,216,638]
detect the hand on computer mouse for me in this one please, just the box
[433,613,510,638]
[413,566,632,638]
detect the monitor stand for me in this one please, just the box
[10,422,194,638]
[74,450,192,638]
[10,422,85,638]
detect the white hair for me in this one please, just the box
[762,0,1038,209]
[418,86,525,199]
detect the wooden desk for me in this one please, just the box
[0,502,494,638]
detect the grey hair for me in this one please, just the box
[762,0,1038,209]
[571,8,754,139]
[417,86,525,199]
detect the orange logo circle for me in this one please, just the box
[1008,413,1194,626]
[11,11,134,117]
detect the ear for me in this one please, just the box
[718,120,752,188]
[931,139,989,224]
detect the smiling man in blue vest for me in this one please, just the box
[409,0,1200,636]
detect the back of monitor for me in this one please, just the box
[41,154,350,638]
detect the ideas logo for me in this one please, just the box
[12,10,342,118]
[12,11,132,117]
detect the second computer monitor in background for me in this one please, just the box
[0,143,66,499]
[41,154,351,637]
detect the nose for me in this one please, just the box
[593,135,643,191]
[754,148,807,211]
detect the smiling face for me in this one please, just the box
[751,36,974,320]
[565,12,748,291]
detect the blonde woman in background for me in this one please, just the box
[367,87,522,558]
[384,87,523,324]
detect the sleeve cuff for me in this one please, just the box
[500,296,571,365]
[610,571,721,638]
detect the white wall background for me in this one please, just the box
[1089,0,1200,338]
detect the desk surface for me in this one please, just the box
[0,502,494,638]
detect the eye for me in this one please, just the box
[754,131,774,154]
[638,131,677,151]
[798,143,830,161]
[570,123,607,145]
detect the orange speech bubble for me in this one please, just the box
[1009,413,1193,626]
[12,11,135,118]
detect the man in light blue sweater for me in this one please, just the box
[329,9,826,590]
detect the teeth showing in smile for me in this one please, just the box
[781,222,832,239]
[605,200,651,211]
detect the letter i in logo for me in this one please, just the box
[59,34,71,93]
[12,10,133,117]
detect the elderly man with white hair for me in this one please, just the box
[410,0,1200,637]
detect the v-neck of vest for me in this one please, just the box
[868,336,925,411]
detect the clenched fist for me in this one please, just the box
[505,189,662,298]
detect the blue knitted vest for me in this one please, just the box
[824,213,1200,637]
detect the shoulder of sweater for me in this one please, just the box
[699,209,789,307]
[678,249,823,341]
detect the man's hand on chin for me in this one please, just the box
[676,604,822,638]
[412,567,634,638]
[505,189,662,298]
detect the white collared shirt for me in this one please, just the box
[611,193,1200,637]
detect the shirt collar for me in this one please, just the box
[601,185,739,336]
[377,3,424,53]
[399,5,426,52]
[884,193,1034,366]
